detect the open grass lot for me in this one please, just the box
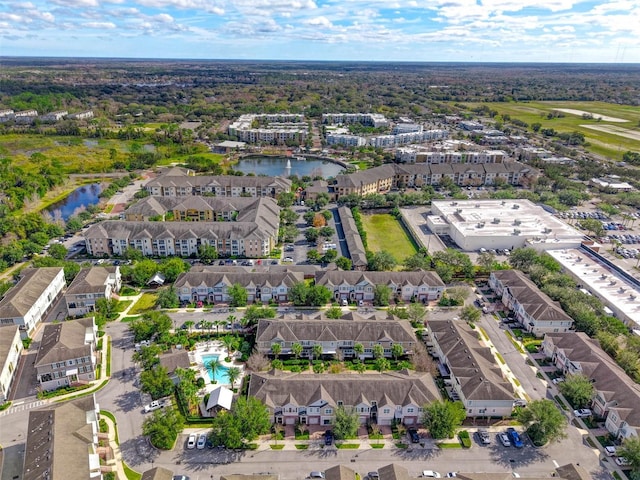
[460,101,640,160]
[361,213,418,262]
[128,293,158,315]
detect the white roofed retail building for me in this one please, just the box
[428,199,584,252]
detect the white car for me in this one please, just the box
[552,377,565,384]
[186,434,197,449]
[604,446,617,457]
[615,457,630,467]
[422,471,441,478]
[573,409,593,417]
[196,433,207,450]
[499,433,511,447]
[143,400,162,413]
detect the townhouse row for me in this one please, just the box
[174,269,446,305]
[0,109,94,124]
[144,167,292,198]
[332,161,535,197]
[395,148,506,164]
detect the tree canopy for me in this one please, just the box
[516,399,567,446]
[211,396,271,449]
[421,400,466,439]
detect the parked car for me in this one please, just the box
[477,429,491,445]
[604,446,617,457]
[615,457,630,467]
[143,400,163,413]
[173,476,190,480]
[552,377,565,384]
[421,471,442,478]
[507,428,524,448]
[446,474,457,478]
[324,430,333,446]
[408,428,420,443]
[573,409,593,418]
[186,434,197,449]
[367,473,379,480]
[499,432,511,447]
[196,433,207,449]
[309,472,325,479]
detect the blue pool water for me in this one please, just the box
[202,354,230,384]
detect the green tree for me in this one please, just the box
[373,284,392,306]
[461,305,481,324]
[326,306,343,319]
[322,249,338,264]
[198,244,218,264]
[305,228,320,244]
[391,343,404,361]
[211,396,271,449]
[48,243,68,260]
[367,250,397,271]
[221,334,237,359]
[207,358,222,384]
[516,399,567,446]
[407,302,427,325]
[421,400,466,439]
[618,437,640,476]
[159,257,190,283]
[123,247,144,262]
[131,259,159,286]
[226,366,241,389]
[312,343,323,361]
[354,343,364,358]
[156,285,179,309]
[95,297,117,319]
[557,374,595,409]
[509,248,539,272]
[289,282,309,305]
[375,357,390,372]
[228,283,248,307]
[307,250,321,263]
[335,257,352,270]
[140,365,174,400]
[291,342,303,359]
[372,344,384,359]
[579,218,605,238]
[270,342,282,359]
[133,344,163,370]
[142,407,184,450]
[403,251,431,271]
[333,406,360,440]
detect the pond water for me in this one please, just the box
[235,156,344,178]
[46,183,102,221]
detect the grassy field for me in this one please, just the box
[361,213,418,262]
[459,101,640,161]
[128,293,158,315]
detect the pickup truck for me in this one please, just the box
[144,399,169,413]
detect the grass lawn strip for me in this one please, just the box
[128,293,158,315]
[361,213,418,261]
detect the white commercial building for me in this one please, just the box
[546,248,640,332]
[0,325,23,403]
[428,199,584,252]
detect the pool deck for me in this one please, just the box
[189,341,244,392]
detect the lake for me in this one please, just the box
[235,156,345,178]
[46,183,103,221]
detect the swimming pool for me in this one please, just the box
[201,354,230,384]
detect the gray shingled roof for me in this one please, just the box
[316,270,444,288]
[145,168,292,190]
[0,268,64,319]
[23,395,98,480]
[35,317,95,368]
[492,270,573,323]
[65,267,118,296]
[0,325,20,364]
[141,467,174,480]
[175,270,304,291]
[325,465,357,480]
[337,207,367,267]
[429,319,516,402]
[248,370,441,410]
[378,464,410,480]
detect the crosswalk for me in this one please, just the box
[0,400,47,417]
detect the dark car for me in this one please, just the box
[507,427,524,448]
[324,430,333,446]
[408,428,420,443]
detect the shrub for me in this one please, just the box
[459,430,472,448]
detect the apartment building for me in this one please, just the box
[315,270,445,303]
[248,369,441,426]
[490,270,574,336]
[427,319,517,417]
[40,111,68,123]
[542,332,640,439]
[144,167,291,198]
[0,267,66,338]
[23,395,103,480]
[35,317,98,391]
[395,149,506,164]
[322,113,389,128]
[228,114,307,144]
[255,314,417,359]
[65,267,122,317]
[174,270,304,304]
[337,207,367,270]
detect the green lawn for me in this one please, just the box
[128,293,158,315]
[361,213,418,262]
[459,101,640,161]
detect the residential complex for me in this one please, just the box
[0,267,66,337]
[228,114,307,144]
[490,270,574,336]
[426,319,518,417]
[542,332,640,439]
[322,113,389,128]
[327,129,448,148]
[337,206,367,270]
[428,199,585,251]
[395,148,506,164]
[255,314,417,359]
[22,395,103,480]
[35,317,98,392]
[65,267,122,317]
[144,167,291,198]
[248,369,441,426]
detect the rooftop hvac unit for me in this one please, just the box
[619,287,626,294]
[513,229,521,235]
[610,280,617,286]
[512,204,520,209]
[513,220,522,226]
[601,274,608,279]
[630,295,637,300]
[542,228,552,234]
[456,208,462,213]
[492,218,500,224]
[477,223,485,228]
[475,204,480,208]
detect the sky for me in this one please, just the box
[0,0,639,62]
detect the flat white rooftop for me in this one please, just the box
[431,199,583,240]
[547,248,640,330]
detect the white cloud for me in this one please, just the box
[84,21,116,28]
[50,0,99,7]
[303,16,332,28]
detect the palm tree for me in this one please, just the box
[214,320,224,334]
[206,358,222,384]
[227,315,236,329]
[291,342,303,359]
[271,342,282,359]
[312,344,323,362]
[226,366,241,389]
[222,335,236,359]
[183,320,194,334]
